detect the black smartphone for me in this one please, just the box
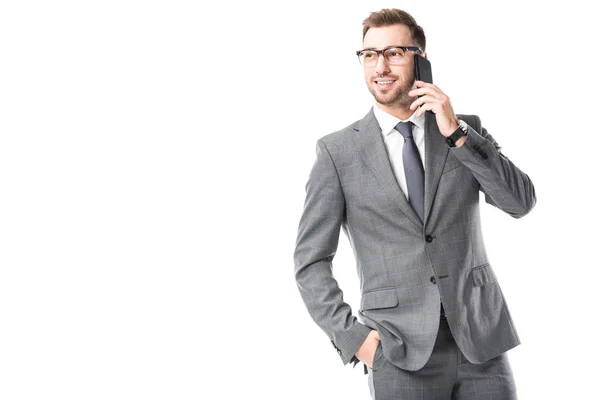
[413,54,433,84]
[413,54,433,114]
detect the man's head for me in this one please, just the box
[359,9,427,111]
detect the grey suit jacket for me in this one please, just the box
[293,107,536,371]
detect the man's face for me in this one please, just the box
[362,24,419,109]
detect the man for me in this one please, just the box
[293,8,536,400]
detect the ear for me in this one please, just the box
[422,51,428,60]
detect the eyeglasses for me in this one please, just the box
[356,46,422,67]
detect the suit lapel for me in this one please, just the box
[351,108,450,229]
[352,108,422,228]
[423,111,450,227]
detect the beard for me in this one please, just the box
[368,76,415,109]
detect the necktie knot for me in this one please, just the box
[395,121,414,139]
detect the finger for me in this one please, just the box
[409,87,428,97]
[414,80,434,88]
[416,80,442,92]
[410,94,438,110]
[416,101,435,117]
[409,86,441,99]
[414,81,442,96]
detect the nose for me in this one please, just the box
[374,53,390,75]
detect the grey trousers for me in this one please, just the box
[367,314,517,399]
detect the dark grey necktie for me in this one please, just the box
[395,121,424,222]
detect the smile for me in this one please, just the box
[375,80,396,88]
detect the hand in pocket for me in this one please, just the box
[370,340,381,369]
[355,329,381,368]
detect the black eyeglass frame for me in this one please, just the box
[356,46,423,65]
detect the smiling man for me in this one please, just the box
[294,8,536,400]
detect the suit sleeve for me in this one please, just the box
[293,139,372,366]
[450,116,537,218]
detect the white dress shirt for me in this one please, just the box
[372,104,426,202]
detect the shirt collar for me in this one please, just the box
[372,103,425,136]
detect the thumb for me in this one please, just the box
[373,330,380,340]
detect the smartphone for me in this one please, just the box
[413,54,433,84]
[413,54,433,114]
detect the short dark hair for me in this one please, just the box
[362,8,426,52]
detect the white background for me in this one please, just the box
[1,0,598,399]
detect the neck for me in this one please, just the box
[376,102,414,120]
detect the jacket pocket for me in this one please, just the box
[470,263,497,287]
[360,287,399,311]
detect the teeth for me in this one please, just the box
[377,81,394,84]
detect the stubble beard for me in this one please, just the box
[369,77,414,109]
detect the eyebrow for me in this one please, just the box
[360,45,408,51]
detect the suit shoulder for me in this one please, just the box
[317,117,362,148]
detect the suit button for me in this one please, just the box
[337,349,342,355]
[425,234,433,242]
[430,276,437,284]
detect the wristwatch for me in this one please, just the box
[445,119,468,147]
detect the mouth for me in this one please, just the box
[374,79,396,89]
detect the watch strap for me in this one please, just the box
[445,120,468,147]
